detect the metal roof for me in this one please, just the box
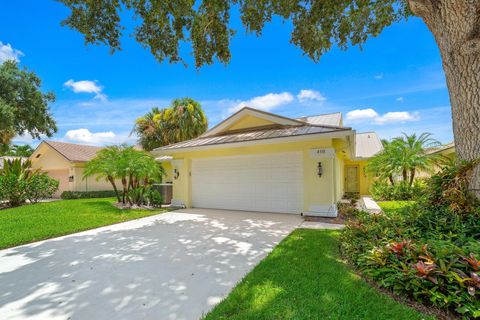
[155,155,173,162]
[160,125,349,151]
[355,132,383,158]
[297,112,342,126]
[427,142,455,154]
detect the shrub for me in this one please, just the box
[0,159,58,207]
[60,190,119,200]
[126,187,163,207]
[342,161,480,318]
[0,174,29,207]
[26,174,59,203]
[370,180,426,201]
[145,188,163,208]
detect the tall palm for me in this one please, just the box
[133,107,166,151]
[166,98,208,143]
[133,98,208,151]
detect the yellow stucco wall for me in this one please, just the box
[225,115,275,131]
[30,143,115,194]
[166,139,349,211]
[72,166,117,192]
[343,159,373,195]
[161,161,173,183]
[31,143,71,170]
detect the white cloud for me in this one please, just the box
[65,128,116,144]
[345,108,379,121]
[297,89,326,103]
[376,111,419,124]
[346,108,419,125]
[396,97,404,103]
[64,79,107,101]
[229,92,294,113]
[0,41,24,63]
[374,73,384,80]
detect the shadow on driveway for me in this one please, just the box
[0,208,301,320]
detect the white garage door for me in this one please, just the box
[191,152,303,214]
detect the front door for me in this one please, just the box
[345,165,359,193]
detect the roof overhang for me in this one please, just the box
[153,129,355,155]
[202,107,306,138]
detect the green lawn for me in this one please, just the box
[204,229,433,320]
[378,201,416,215]
[0,198,165,249]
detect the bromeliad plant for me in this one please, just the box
[84,145,165,207]
[342,160,480,318]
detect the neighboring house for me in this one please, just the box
[428,142,455,159]
[416,142,456,179]
[153,107,383,217]
[30,141,115,197]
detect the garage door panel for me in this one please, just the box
[191,152,303,214]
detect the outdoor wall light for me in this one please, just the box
[317,162,323,178]
[173,169,180,180]
[68,175,74,182]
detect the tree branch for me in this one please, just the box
[407,0,434,18]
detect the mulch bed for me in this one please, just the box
[303,215,346,224]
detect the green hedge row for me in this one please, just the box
[60,190,119,199]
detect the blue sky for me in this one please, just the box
[1,1,452,146]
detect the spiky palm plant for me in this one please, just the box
[133,98,208,151]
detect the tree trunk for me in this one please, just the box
[389,175,395,186]
[409,168,416,186]
[121,177,128,204]
[107,175,121,202]
[409,0,480,197]
[402,168,408,183]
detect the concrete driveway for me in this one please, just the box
[0,208,302,320]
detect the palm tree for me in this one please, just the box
[367,133,443,186]
[166,98,208,143]
[84,146,123,202]
[133,107,166,151]
[366,139,400,185]
[133,98,208,151]
[84,145,164,204]
[394,133,443,186]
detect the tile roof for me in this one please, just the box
[355,132,383,158]
[44,141,103,162]
[160,125,349,151]
[297,112,342,126]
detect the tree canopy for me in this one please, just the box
[57,0,480,196]
[0,144,34,157]
[133,97,208,150]
[58,0,411,68]
[0,61,57,147]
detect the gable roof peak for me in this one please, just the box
[201,106,304,138]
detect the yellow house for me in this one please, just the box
[30,141,116,197]
[152,107,382,217]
